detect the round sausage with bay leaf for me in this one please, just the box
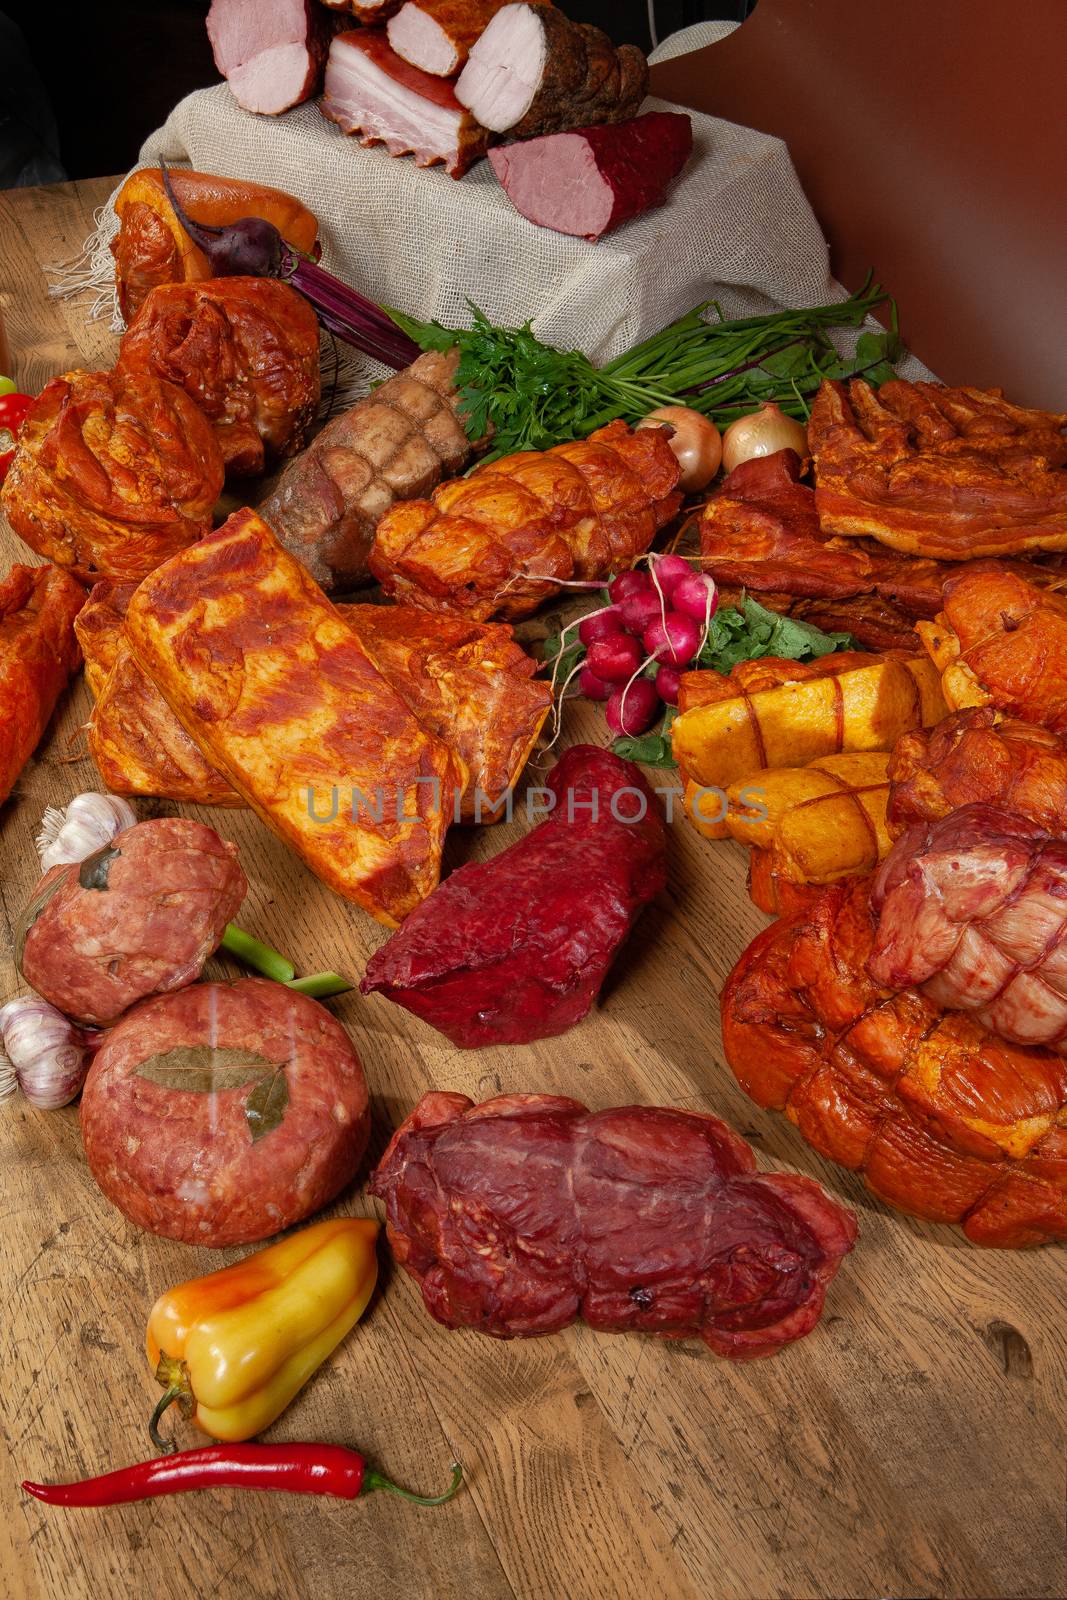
[17,817,246,1027]
[81,978,371,1245]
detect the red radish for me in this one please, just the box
[619,589,663,634]
[656,664,681,705]
[606,677,660,738]
[649,553,692,600]
[672,571,718,623]
[578,666,612,701]
[578,606,624,647]
[643,613,701,668]
[586,633,643,683]
[609,570,651,606]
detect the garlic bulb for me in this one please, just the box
[36,793,136,874]
[0,998,89,1109]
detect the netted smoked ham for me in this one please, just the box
[388,0,511,75]
[370,419,682,621]
[0,368,224,584]
[259,349,472,592]
[321,30,492,180]
[117,278,321,476]
[111,168,318,324]
[124,509,464,925]
[869,805,1067,1049]
[721,876,1067,1247]
[0,565,85,807]
[888,708,1067,836]
[208,0,336,114]
[488,112,692,240]
[455,4,648,138]
[916,560,1067,729]
[370,1091,856,1356]
[671,652,946,791]
[809,378,1067,560]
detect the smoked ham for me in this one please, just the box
[488,112,692,240]
[0,565,85,807]
[888,708,1067,836]
[456,4,648,138]
[321,30,492,179]
[370,418,682,621]
[370,1091,856,1356]
[124,508,465,925]
[387,0,511,75]
[207,0,337,115]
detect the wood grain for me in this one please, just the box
[0,178,1065,1600]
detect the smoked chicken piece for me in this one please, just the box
[456,5,648,139]
[208,0,337,115]
[0,368,224,584]
[388,0,512,76]
[0,565,85,807]
[917,560,1067,730]
[370,1090,856,1357]
[869,805,1067,1051]
[321,31,492,181]
[76,582,549,815]
[259,349,473,592]
[116,278,321,476]
[671,651,946,791]
[809,378,1067,560]
[888,707,1067,836]
[721,876,1067,1247]
[124,508,464,925]
[370,419,682,621]
[362,746,666,1045]
[111,168,319,325]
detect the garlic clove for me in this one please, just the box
[36,792,137,874]
[0,997,90,1110]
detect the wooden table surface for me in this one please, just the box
[1,176,1065,1600]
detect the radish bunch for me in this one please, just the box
[561,556,718,738]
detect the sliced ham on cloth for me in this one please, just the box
[387,0,512,76]
[322,29,492,179]
[489,111,693,239]
[207,0,336,116]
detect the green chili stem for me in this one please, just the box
[148,1387,184,1456]
[221,925,296,983]
[363,1461,463,1506]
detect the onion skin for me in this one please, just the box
[721,404,808,474]
[637,406,722,492]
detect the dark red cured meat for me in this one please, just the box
[18,817,246,1027]
[370,1091,857,1357]
[360,744,667,1046]
[488,112,693,241]
[81,978,371,1245]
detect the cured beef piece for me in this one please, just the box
[207,0,336,115]
[489,112,692,240]
[124,508,464,926]
[321,30,492,180]
[722,876,1067,1247]
[0,564,85,807]
[370,1091,857,1358]
[82,979,370,1246]
[809,378,1067,560]
[387,0,511,76]
[456,4,648,138]
[869,804,1067,1050]
[362,745,666,1045]
[888,707,1067,835]
[116,277,321,476]
[259,349,472,592]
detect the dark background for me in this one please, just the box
[1,0,756,183]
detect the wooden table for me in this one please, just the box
[1,177,1065,1600]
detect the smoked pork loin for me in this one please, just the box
[387,0,511,76]
[371,1091,857,1357]
[208,0,338,115]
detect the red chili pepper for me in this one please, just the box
[0,391,33,484]
[22,1443,463,1508]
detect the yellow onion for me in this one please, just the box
[636,406,722,492]
[721,403,808,474]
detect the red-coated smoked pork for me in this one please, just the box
[18,817,246,1027]
[361,745,666,1045]
[489,112,692,240]
[370,1091,857,1357]
[82,979,371,1245]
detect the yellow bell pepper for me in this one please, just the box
[146,1217,379,1449]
